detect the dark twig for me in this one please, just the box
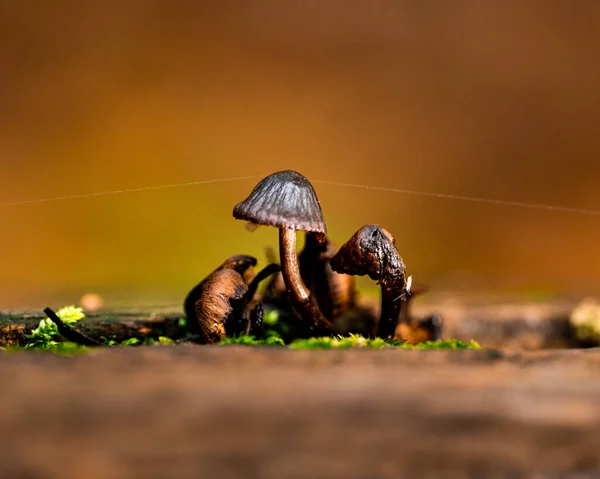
[244,263,281,302]
[43,307,102,346]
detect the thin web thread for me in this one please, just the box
[1,174,599,217]
[313,180,600,216]
[0,175,263,208]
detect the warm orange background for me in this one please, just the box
[2,1,600,309]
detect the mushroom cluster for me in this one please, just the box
[183,170,442,344]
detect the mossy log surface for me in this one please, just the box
[0,310,185,347]
[0,297,583,349]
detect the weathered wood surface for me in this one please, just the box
[1,346,600,478]
[411,296,579,349]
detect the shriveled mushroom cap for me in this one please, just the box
[195,268,248,343]
[329,224,406,291]
[219,254,257,284]
[183,254,256,334]
[233,170,326,234]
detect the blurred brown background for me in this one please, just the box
[1,0,600,309]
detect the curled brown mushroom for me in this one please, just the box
[184,254,257,335]
[233,170,333,334]
[195,268,248,343]
[330,224,410,339]
[184,254,280,342]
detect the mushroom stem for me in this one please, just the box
[376,288,403,339]
[279,227,333,333]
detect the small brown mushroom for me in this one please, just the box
[195,268,248,344]
[221,254,259,284]
[330,224,410,339]
[184,254,280,340]
[184,254,257,334]
[233,170,333,334]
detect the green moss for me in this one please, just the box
[4,342,90,355]
[9,304,482,353]
[572,323,600,343]
[289,335,480,350]
[290,334,385,349]
[406,339,482,350]
[220,335,285,346]
[219,334,482,350]
[262,309,279,326]
[25,306,86,349]
[569,299,600,344]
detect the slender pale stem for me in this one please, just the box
[279,227,332,333]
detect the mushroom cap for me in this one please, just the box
[329,224,406,291]
[233,170,326,234]
[195,268,248,343]
[220,254,257,284]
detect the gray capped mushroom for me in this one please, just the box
[233,170,333,333]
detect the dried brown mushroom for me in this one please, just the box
[194,268,248,344]
[233,170,333,333]
[184,254,257,335]
[184,254,280,341]
[330,224,410,339]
